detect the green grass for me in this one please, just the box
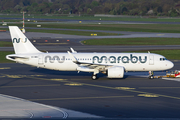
[82,38,180,45]
[2,14,180,22]
[0,51,14,63]
[26,29,120,36]
[0,28,8,30]
[131,50,180,60]
[0,26,120,36]
[0,41,12,47]
[6,23,180,33]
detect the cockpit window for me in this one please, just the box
[160,58,167,61]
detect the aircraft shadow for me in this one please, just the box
[30,68,128,80]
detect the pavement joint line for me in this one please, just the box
[28,95,134,101]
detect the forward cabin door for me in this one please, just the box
[149,55,154,65]
[38,55,44,67]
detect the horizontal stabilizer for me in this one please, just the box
[6,55,29,61]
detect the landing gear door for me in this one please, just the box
[38,55,44,65]
[149,55,154,65]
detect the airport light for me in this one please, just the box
[21,11,26,33]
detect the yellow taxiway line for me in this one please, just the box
[1,73,180,100]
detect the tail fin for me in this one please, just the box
[9,26,41,54]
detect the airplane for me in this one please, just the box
[6,26,174,80]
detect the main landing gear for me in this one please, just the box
[91,70,99,80]
[91,74,97,80]
[148,71,154,79]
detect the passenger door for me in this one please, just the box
[149,55,154,65]
[38,55,44,66]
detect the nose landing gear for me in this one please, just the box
[149,71,154,79]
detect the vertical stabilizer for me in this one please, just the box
[9,26,41,54]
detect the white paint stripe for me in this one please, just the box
[162,78,180,82]
[27,111,34,118]
[34,103,68,118]
[0,94,68,118]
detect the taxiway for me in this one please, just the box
[1,27,180,119]
[0,62,180,119]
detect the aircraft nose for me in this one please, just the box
[167,61,174,69]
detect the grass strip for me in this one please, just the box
[82,38,180,45]
[26,29,120,36]
[0,26,120,36]
[0,41,12,47]
[6,23,180,33]
[0,51,14,63]
[3,15,180,22]
[1,26,120,36]
[130,50,180,60]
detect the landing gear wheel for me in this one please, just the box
[148,71,154,79]
[148,75,154,79]
[92,75,97,80]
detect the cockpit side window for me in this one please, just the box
[160,58,167,61]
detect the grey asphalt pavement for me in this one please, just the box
[1,26,180,119]
[0,62,180,119]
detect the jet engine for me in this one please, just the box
[107,66,124,78]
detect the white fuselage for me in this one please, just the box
[7,26,174,79]
[8,52,174,72]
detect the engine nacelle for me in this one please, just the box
[107,66,124,78]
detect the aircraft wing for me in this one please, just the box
[67,51,112,72]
